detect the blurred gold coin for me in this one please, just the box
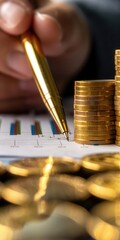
[2,175,88,205]
[115,76,120,80]
[0,182,3,198]
[0,201,59,240]
[15,202,89,240]
[87,171,120,200]
[87,201,120,240]
[0,161,6,175]
[74,136,114,141]
[81,152,120,171]
[115,49,120,54]
[115,70,120,75]
[74,139,114,145]
[7,156,80,177]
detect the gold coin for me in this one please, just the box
[74,139,114,145]
[87,171,120,200]
[75,80,115,86]
[87,201,120,240]
[0,162,6,176]
[7,156,80,177]
[114,106,120,111]
[1,202,89,240]
[0,182,3,198]
[116,116,120,121]
[2,175,89,205]
[115,140,120,146]
[74,105,113,111]
[74,95,113,100]
[74,131,115,137]
[74,90,114,96]
[74,110,115,116]
[115,135,120,140]
[116,122,120,127]
[114,95,120,99]
[115,110,120,115]
[74,125,115,131]
[74,135,114,141]
[74,120,115,126]
[115,76,120,80]
[81,152,120,171]
[115,70,120,75]
[115,49,120,54]
[74,100,114,106]
[115,66,120,71]
[74,115,115,121]
[74,129,115,135]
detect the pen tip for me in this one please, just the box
[64,132,69,141]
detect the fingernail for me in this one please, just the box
[7,51,32,78]
[0,1,26,28]
[36,13,63,40]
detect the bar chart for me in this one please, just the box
[0,114,120,159]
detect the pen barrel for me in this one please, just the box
[21,31,68,134]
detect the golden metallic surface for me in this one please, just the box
[74,95,113,100]
[74,100,114,107]
[0,201,65,240]
[74,125,115,131]
[75,80,115,86]
[74,115,115,121]
[74,105,113,111]
[74,136,114,141]
[0,182,3,198]
[115,49,120,54]
[74,90,114,96]
[2,175,89,205]
[87,171,120,200]
[7,156,80,177]
[74,139,114,145]
[74,119,115,125]
[13,202,89,240]
[0,161,6,175]
[74,110,115,116]
[74,129,115,135]
[87,201,120,240]
[81,152,120,171]
[21,31,68,138]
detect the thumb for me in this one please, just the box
[0,0,33,35]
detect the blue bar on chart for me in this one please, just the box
[50,120,61,134]
[31,121,42,135]
[10,120,21,135]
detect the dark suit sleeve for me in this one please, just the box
[65,0,120,80]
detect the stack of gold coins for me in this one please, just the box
[87,171,120,200]
[74,80,115,145]
[115,49,120,145]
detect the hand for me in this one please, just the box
[0,0,91,112]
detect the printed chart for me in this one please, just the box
[0,114,120,162]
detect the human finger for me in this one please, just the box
[0,0,33,35]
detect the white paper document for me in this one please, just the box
[0,114,120,164]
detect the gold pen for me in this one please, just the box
[21,31,69,140]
